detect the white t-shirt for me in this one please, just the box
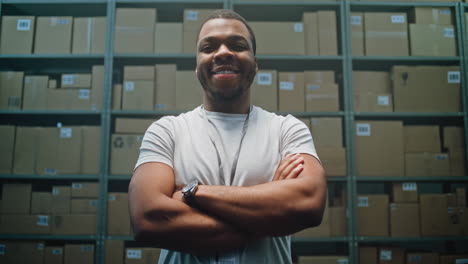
[136,105,319,264]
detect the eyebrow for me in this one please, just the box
[198,35,250,46]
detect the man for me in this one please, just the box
[129,9,326,263]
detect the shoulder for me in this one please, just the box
[150,107,202,130]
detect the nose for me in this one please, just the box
[214,44,233,63]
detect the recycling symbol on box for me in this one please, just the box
[113,137,124,148]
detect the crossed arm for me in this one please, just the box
[128,153,326,255]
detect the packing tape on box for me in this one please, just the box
[115,26,153,33]
[87,18,93,53]
[366,31,407,39]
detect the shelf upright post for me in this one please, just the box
[226,0,232,10]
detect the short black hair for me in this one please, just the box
[198,9,257,55]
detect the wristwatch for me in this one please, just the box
[181,179,199,202]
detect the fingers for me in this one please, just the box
[273,153,304,181]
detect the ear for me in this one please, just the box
[254,56,258,73]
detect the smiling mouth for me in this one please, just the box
[212,70,239,75]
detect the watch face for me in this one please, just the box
[182,180,198,194]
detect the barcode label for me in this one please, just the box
[60,127,72,138]
[279,81,294,91]
[56,122,62,128]
[391,15,405,24]
[186,10,199,21]
[351,16,362,25]
[127,249,142,259]
[62,75,74,85]
[377,96,389,105]
[448,71,460,83]
[44,168,57,175]
[108,195,116,201]
[444,28,454,38]
[257,73,272,85]
[79,89,90,99]
[0,244,5,256]
[436,154,448,160]
[294,23,303,32]
[81,246,93,252]
[52,188,60,195]
[58,18,70,25]
[125,81,135,92]
[37,243,45,250]
[358,197,369,207]
[17,19,32,31]
[72,183,83,189]
[402,182,417,191]
[356,123,371,136]
[37,215,49,226]
[380,250,392,260]
[52,248,63,255]
[307,84,320,91]
[440,9,451,15]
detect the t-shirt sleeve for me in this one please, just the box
[280,115,319,162]
[134,117,175,170]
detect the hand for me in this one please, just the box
[273,154,304,181]
[172,190,183,202]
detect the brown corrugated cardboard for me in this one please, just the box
[106,240,124,264]
[316,146,347,177]
[351,12,364,56]
[406,252,439,264]
[61,74,92,88]
[0,242,45,264]
[114,8,156,53]
[51,186,71,214]
[45,246,64,264]
[357,194,389,236]
[175,70,203,111]
[447,207,465,236]
[72,17,106,54]
[107,193,131,236]
[110,134,143,175]
[23,75,49,109]
[251,70,278,112]
[390,203,420,237]
[2,183,31,214]
[303,12,319,55]
[81,126,101,174]
[405,152,450,176]
[91,65,104,110]
[125,248,154,264]
[456,188,466,207]
[13,127,40,174]
[300,118,311,131]
[360,247,378,264]
[0,214,51,234]
[404,125,441,153]
[47,89,92,110]
[330,206,347,236]
[412,7,453,25]
[31,192,52,214]
[122,80,154,110]
[124,66,155,81]
[310,117,342,147]
[392,182,418,203]
[443,126,464,150]
[318,11,338,55]
[297,256,349,264]
[409,24,456,56]
[420,194,449,236]
[364,13,409,56]
[182,9,217,54]
[305,71,335,85]
[352,71,391,95]
[0,71,24,109]
[52,215,96,235]
[113,84,122,110]
[379,247,405,264]
[392,66,460,112]
[154,23,183,53]
[305,83,339,112]
[278,72,304,112]
[64,244,94,264]
[71,182,99,198]
[0,126,15,174]
[353,93,393,112]
[49,79,57,88]
[0,16,35,54]
[34,16,72,54]
[440,255,468,264]
[155,64,176,110]
[115,118,154,134]
[71,199,98,214]
[355,121,404,176]
[250,22,305,55]
[295,203,330,237]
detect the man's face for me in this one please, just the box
[196,18,257,103]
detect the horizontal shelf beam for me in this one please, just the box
[356,176,468,182]
[352,56,460,61]
[354,112,464,118]
[0,234,98,240]
[350,1,457,7]
[0,174,100,180]
[0,54,104,59]
[3,0,107,4]
[292,237,350,243]
[233,1,340,7]
[0,110,101,115]
[357,236,468,242]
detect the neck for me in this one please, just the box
[203,95,251,114]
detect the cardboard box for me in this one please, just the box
[447,207,465,236]
[405,152,450,176]
[45,246,64,264]
[124,66,155,81]
[278,72,304,112]
[61,74,92,88]
[250,22,305,55]
[154,22,182,53]
[404,125,441,153]
[107,193,131,236]
[31,192,52,214]
[409,24,456,56]
[412,7,453,25]
[357,195,389,236]
[13,127,40,174]
[392,66,461,112]
[23,75,49,109]
[351,12,364,56]
[0,125,15,174]
[360,247,378,264]
[114,8,156,53]
[390,203,420,237]
[304,71,335,85]
[115,118,154,134]
[51,186,71,214]
[419,194,449,236]
[72,17,106,54]
[0,16,35,54]
[71,182,99,198]
[449,148,467,176]
[379,247,405,264]
[364,13,409,56]
[330,206,347,236]
[303,12,319,55]
[125,248,160,264]
[155,64,176,110]
[47,89,92,110]
[122,80,154,110]
[316,146,347,177]
[440,255,468,264]
[355,121,404,176]
[392,182,418,202]
[305,83,339,112]
[0,214,51,234]
[106,240,124,264]
[175,70,203,111]
[81,126,101,174]
[310,117,342,147]
[113,84,122,110]
[34,16,72,54]
[0,242,45,264]
[318,11,338,55]
[2,183,32,214]
[91,65,104,110]
[353,93,393,112]
[443,126,464,150]
[110,134,143,175]
[352,71,391,95]
[406,252,439,264]
[456,188,466,207]
[49,79,57,88]
[0,71,24,109]
[295,203,330,237]
[251,70,278,112]
[182,9,217,53]
[52,215,96,235]
[71,199,98,214]
[64,245,94,264]
[297,256,349,264]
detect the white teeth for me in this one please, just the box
[215,70,235,74]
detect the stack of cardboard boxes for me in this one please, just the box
[296,256,349,264]
[107,192,132,236]
[352,71,393,112]
[360,247,468,264]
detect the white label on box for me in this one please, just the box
[280,81,294,91]
[72,183,83,189]
[402,182,417,191]
[444,28,454,38]
[337,259,349,264]
[108,195,116,201]
[79,89,90,99]
[377,95,389,105]
[62,75,74,85]
[257,73,272,85]
[351,16,362,25]
[390,203,398,209]
[52,248,63,255]
[37,243,45,250]
[125,81,135,92]
[90,200,98,206]
[60,127,72,138]
[81,246,93,252]
[17,19,32,31]
[186,10,199,21]
[44,168,57,175]
[127,249,142,259]
[52,187,60,195]
[358,197,369,207]
[294,23,303,32]
[25,76,31,83]
[0,244,5,256]
[56,122,62,128]
[356,123,371,136]
[448,71,460,83]
[436,154,448,160]
[440,9,451,15]
[58,18,70,25]
[51,17,58,26]
[380,250,392,260]
[307,84,320,91]
[391,15,405,24]
[37,215,49,226]
[455,259,468,264]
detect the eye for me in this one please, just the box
[231,44,248,52]
[200,45,216,53]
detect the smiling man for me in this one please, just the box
[129,9,326,264]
